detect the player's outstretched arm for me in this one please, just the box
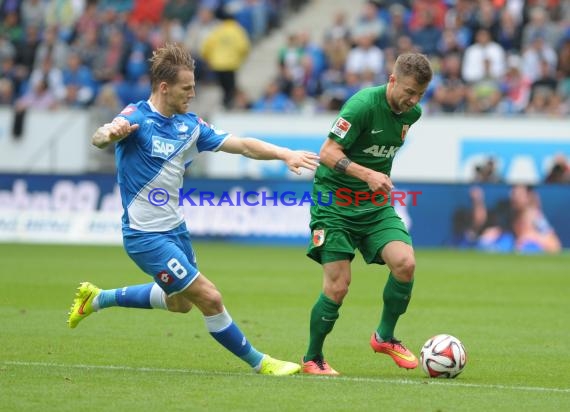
[219,135,319,175]
[320,138,393,193]
[91,117,139,149]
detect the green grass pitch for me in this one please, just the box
[1,243,569,411]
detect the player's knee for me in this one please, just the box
[199,287,223,312]
[392,255,415,282]
[325,280,350,303]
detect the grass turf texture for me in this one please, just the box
[1,243,569,411]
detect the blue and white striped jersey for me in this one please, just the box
[115,100,229,234]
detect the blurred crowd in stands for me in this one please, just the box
[0,0,307,116]
[261,0,570,116]
[1,0,569,118]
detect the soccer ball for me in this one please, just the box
[420,334,467,378]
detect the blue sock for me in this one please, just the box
[204,308,264,368]
[95,283,167,310]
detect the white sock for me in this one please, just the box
[149,284,167,309]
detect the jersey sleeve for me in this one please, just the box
[328,97,370,150]
[195,118,230,152]
[116,104,146,142]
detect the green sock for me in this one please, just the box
[377,273,414,341]
[304,292,341,362]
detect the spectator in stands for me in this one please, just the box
[495,7,523,53]
[544,154,570,183]
[470,0,500,39]
[60,51,97,107]
[15,75,58,111]
[530,58,559,99]
[278,31,303,80]
[355,1,386,45]
[0,11,23,44]
[297,53,322,97]
[524,85,564,116]
[128,0,165,25]
[509,184,561,253]
[324,9,352,43]
[521,32,558,83]
[201,12,250,109]
[0,32,15,65]
[28,54,65,103]
[228,0,270,42]
[466,58,503,113]
[410,8,442,57]
[183,7,220,81]
[432,53,468,112]
[44,0,84,42]
[21,0,47,30]
[437,28,466,56]
[163,0,197,27]
[391,34,419,59]
[232,87,253,111]
[462,28,506,83]
[120,21,153,84]
[34,25,69,70]
[409,0,446,33]
[296,30,327,82]
[345,28,385,83]
[290,83,318,114]
[473,157,501,183]
[322,33,350,76]
[92,27,125,84]
[498,56,531,114]
[382,3,411,50]
[251,79,295,112]
[149,15,186,48]
[14,24,41,77]
[454,185,561,254]
[74,1,99,36]
[71,26,102,68]
[521,6,561,51]
[12,74,59,138]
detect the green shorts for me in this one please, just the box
[307,206,412,265]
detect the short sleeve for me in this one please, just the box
[328,97,370,150]
[195,118,230,152]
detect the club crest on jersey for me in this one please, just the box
[331,117,351,139]
[312,229,325,247]
[175,121,189,133]
[151,135,183,159]
[401,125,410,141]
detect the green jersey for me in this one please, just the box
[313,85,421,210]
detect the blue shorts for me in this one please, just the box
[123,223,199,296]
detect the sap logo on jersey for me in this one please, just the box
[151,136,183,159]
[363,145,399,158]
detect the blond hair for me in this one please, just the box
[149,43,195,91]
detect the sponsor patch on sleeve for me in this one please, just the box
[331,117,351,139]
[120,105,136,115]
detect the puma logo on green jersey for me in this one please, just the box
[362,145,400,158]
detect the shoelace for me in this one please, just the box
[388,338,406,350]
[314,359,327,370]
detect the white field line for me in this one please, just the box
[4,361,570,394]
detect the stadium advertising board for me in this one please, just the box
[0,174,568,251]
